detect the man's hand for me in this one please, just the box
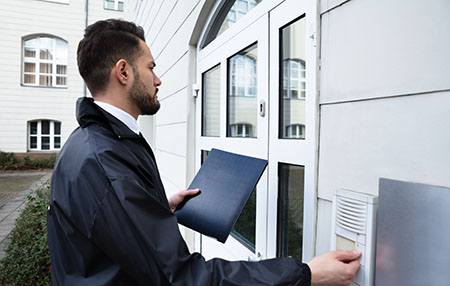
[307,250,361,286]
[168,189,200,213]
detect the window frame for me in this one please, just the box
[282,59,306,100]
[104,0,124,11]
[28,120,62,151]
[200,0,263,49]
[22,35,68,88]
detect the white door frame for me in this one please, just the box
[195,14,269,261]
[194,0,319,263]
[267,0,318,262]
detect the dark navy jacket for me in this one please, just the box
[47,97,311,285]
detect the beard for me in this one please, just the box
[129,72,160,116]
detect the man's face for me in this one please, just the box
[128,40,162,116]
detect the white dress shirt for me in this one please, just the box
[94,101,140,135]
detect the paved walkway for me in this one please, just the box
[0,172,52,259]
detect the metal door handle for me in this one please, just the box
[248,251,262,261]
[259,100,266,117]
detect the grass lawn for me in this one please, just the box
[0,174,46,208]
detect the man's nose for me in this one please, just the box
[154,74,162,86]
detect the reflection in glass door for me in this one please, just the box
[202,65,221,137]
[280,18,306,140]
[228,44,258,138]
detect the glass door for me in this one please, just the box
[267,0,317,262]
[195,14,269,261]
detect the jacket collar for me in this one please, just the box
[76,97,141,139]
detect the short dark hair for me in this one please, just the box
[77,19,145,95]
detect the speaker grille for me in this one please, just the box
[336,196,367,234]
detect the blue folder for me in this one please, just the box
[174,149,268,243]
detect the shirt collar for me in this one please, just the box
[94,101,140,135]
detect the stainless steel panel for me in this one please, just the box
[376,178,450,286]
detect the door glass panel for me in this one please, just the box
[202,65,221,137]
[201,150,210,163]
[218,0,262,37]
[228,43,257,138]
[277,163,304,261]
[202,0,263,48]
[279,17,306,139]
[231,188,256,251]
[201,149,256,251]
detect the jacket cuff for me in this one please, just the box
[295,259,312,286]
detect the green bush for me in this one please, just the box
[0,153,56,171]
[0,183,51,286]
[0,151,17,168]
[22,155,56,170]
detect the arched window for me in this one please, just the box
[28,120,61,151]
[229,52,257,97]
[22,36,68,87]
[201,0,263,48]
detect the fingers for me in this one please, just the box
[346,259,360,274]
[334,249,361,262]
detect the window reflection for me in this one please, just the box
[202,65,221,137]
[228,44,257,138]
[231,188,256,251]
[279,17,306,139]
[218,0,262,38]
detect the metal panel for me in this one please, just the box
[376,178,450,286]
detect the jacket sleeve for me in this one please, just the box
[89,175,311,286]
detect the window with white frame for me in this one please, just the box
[230,123,253,137]
[229,54,257,97]
[285,124,305,139]
[104,0,124,11]
[283,59,305,99]
[218,0,262,36]
[23,36,68,87]
[29,120,61,151]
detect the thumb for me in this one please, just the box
[334,249,361,262]
[184,188,200,196]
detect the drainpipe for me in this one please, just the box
[83,0,89,97]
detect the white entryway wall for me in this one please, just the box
[127,0,450,261]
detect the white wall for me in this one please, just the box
[0,0,124,153]
[126,0,207,248]
[316,0,450,255]
[127,0,205,195]
[127,0,450,258]
[0,0,83,152]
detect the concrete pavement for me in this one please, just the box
[0,172,52,259]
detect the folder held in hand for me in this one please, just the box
[174,149,268,243]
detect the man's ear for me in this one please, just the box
[114,59,130,85]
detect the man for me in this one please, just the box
[47,19,360,285]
